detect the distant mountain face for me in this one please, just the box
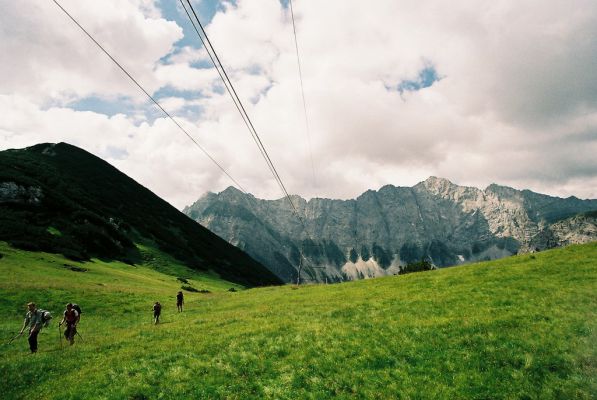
[0,143,281,287]
[184,177,597,283]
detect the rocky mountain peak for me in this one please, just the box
[216,186,256,204]
[185,178,597,283]
[420,176,457,194]
[418,176,471,202]
[220,186,246,197]
[484,183,521,198]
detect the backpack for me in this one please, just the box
[39,310,52,327]
[72,304,82,319]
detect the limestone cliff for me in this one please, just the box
[184,178,597,282]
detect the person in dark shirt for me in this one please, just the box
[153,302,161,324]
[176,291,184,312]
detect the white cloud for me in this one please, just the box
[0,0,182,102]
[1,0,596,208]
[157,97,188,113]
[154,63,218,92]
[0,94,236,207]
[166,46,210,64]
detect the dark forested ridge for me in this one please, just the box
[0,142,281,287]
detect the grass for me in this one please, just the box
[0,142,281,286]
[0,241,595,399]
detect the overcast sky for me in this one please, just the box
[1,0,596,208]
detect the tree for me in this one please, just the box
[349,248,358,263]
[400,258,433,275]
[399,242,421,264]
[361,245,370,261]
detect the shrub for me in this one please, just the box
[400,242,421,264]
[182,287,211,294]
[400,258,434,275]
[349,248,358,263]
[372,243,391,268]
[63,264,88,272]
[361,245,370,261]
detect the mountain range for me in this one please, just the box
[2,142,594,286]
[184,178,597,282]
[0,143,281,287]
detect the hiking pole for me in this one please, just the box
[7,332,21,345]
[76,331,83,341]
[59,324,63,349]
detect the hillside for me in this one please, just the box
[0,241,595,399]
[0,142,280,287]
[184,178,597,282]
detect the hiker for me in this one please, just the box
[59,303,79,345]
[19,302,43,353]
[176,291,184,312]
[153,301,161,324]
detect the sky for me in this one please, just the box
[1,0,596,209]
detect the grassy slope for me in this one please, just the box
[0,242,595,399]
[0,143,281,287]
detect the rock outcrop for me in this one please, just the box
[0,182,43,205]
[184,178,597,283]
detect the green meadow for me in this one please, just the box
[0,241,595,399]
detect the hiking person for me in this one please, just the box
[153,301,161,324]
[59,303,79,345]
[19,302,44,353]
[176,291,184,312]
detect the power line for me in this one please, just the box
[181,1,288,200]
[287,2,327,283]
[180,0,320,284]
[53,0,323,283]
[51,0,248,194]
[177,1,273,182]
[181,0,308,227]
[288,0,317,188]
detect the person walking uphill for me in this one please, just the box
[153,301,161,325]
[59,303,79,345]
[19,302,44,353]
[176,291,184,312]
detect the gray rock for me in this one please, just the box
[184,177,597,283]
[0,182,43,205]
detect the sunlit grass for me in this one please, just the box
[0,241,595,399]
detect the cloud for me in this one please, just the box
[154,63,218,92]
[0,94,236,208]
[0,0,183,103]
[157,96,188,112]
[165,46,210,65]
[1,0,596,209]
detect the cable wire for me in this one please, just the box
[181,1,287,198]
[51,0,248,193]
[181,0,309,227]
[181,0,319,283]
[54,0,322,284]
[288,0,317,188]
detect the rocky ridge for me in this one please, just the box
[184,177,597,283]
